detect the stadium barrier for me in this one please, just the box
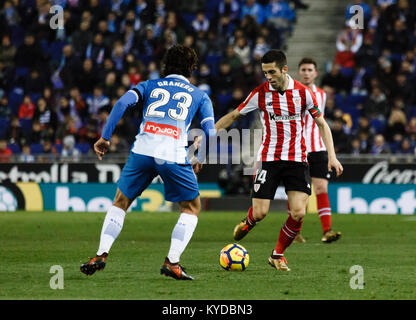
[0,156,415,214]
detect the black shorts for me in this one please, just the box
[251,160,311,199]
[307,151,331,180]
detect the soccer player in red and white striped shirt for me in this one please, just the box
[293,57,342,243]
[215,50,343,271]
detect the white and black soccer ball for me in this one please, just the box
[0,186,18,211]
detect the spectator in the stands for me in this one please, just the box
[5,117,25,146]
[0,96,11,119]
[37,139,57,163]
[69,87,88,122]
[363,86,389,120]
[265,0,296,32]
[0,35,16,68]
[87,86,110,120]
[357,129,372,153]
[25,69,47,95]
[398,138,414,154]
[192,11,210,34]
[384,107,407,142]
[350,137,362,155]
[371,134,391,154]
[241,0,265,25]
[14,33,44,71]
[59,44,82,90]
[233,36,251,66]
[218,0,240,22]
[0,139,12,163]
[19,144,35,163]
[18,95,35,120]
[332,117,352,153]
[61,134,81,162]
[109,133,130,153]
[33,97,58,141]
[335,21,363,71]
[78,58,98,95]
[321,64,349,93]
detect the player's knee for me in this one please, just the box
[113,189,131,212]
[179,197,201,216]
[253,206,268,221]
[290,208,306,221]
[314,184,327,195]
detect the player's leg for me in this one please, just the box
[233,198,270,241]
[287,201,306,243]
[313,177,341,242]
[157,160,200,280]
[234,161,277,241]
[269,162,311,271]
[81,154,157,276]
[309,151,341,243]
[269,191,309,271]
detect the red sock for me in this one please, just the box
[247,206,255,225]
[317,193,331,233]
[274,215,303,255]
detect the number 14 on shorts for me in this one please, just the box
[255,169,267,184]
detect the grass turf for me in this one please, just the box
[0,211,415,300]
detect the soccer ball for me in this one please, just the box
[219,243,249,271]
[0,186,17,212]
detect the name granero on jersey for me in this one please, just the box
[268,112,301,121]
[157,80,195,92]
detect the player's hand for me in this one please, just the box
[192,161,203,174]
[94,137,110,160]
[190,156,203,174]
[328,157,343,177]
[193,136,202,149]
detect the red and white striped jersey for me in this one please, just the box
[238,75,320,162]
[303,84,327,153]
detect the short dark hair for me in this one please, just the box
[298,57,317,70]
[261,50,287,70]
[161,45,198,78]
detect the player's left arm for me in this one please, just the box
[192,93,216,173]
[306,89,343,176]
[95,87,143,160]
[314,116,343,177]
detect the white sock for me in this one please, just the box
[97,205,126,256]
[167,213,198,264]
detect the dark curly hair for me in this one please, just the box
[161,45,198,78]
[261,50,287,71]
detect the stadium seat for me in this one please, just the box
[30,143,44,154]
[15,67,30,78]
[369,118,386,134]
[29,93,42,104]
[75,143,90,154]
[344,94,366,108]
[49,40,65,63]
[205,0,221,19]
[205,54,222,76]
[19,119,33,133]
[54,143,63,153]
[7,143,21,154]
[0,117,9,138]
[8,87,24,113]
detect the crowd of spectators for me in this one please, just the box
[322,0,416,155]
[0,0,415,163]
[0,0,306,162]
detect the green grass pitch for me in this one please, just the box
[1,211,415,300]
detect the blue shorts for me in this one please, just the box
[118,152,199,203]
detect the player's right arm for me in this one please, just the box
[215,108,241,131]
[94,87,143,160]
[215,89,259,131]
